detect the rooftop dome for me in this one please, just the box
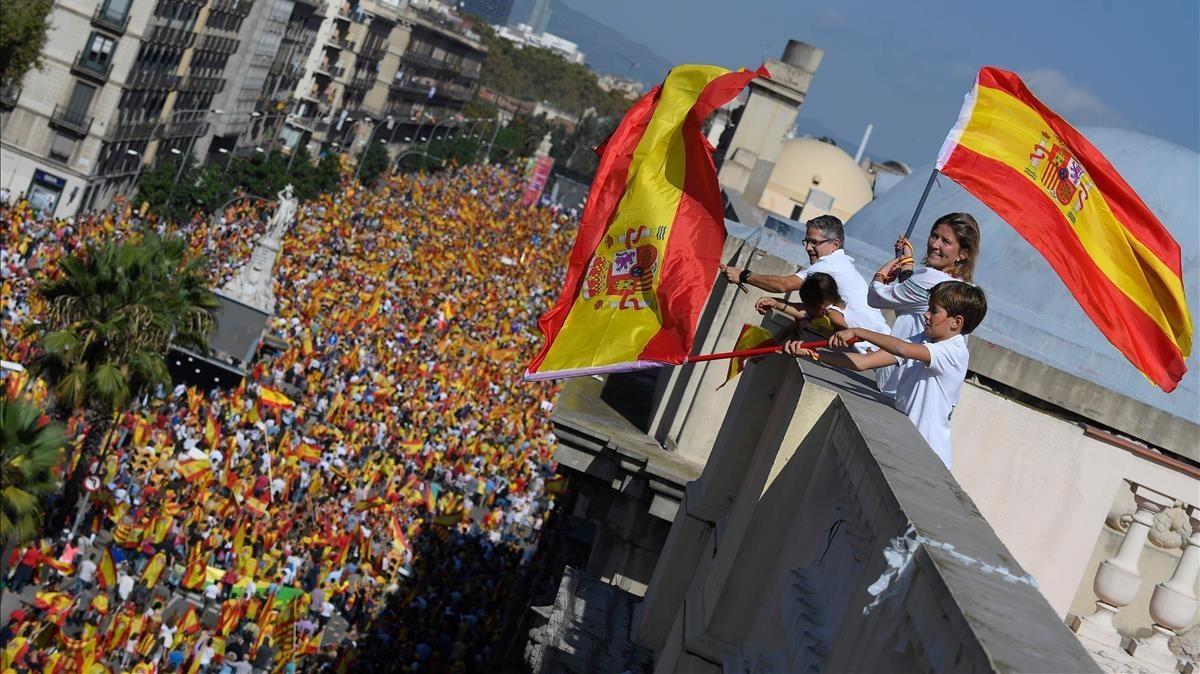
[843,127,1198,454]
[758,136,874,222]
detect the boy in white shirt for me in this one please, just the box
[785,281,986,469]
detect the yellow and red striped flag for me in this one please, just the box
[140,552,167,587]
[204,413,220,448]
[259,386,295,409]
[719,324,778,389]
[176,456,213,483]
[936,67,1192,391]
[525,64,767,380]
[97,547,117,589]
[293,442,321,463]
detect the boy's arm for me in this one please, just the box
[783,342,898,371]
[831,328,930,365]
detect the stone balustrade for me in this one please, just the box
[1070,482,1198,673]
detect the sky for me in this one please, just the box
[567,0,1200,166]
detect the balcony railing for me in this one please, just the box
[0,83,19,109]
[360,43,386,61]
[145,25,196,48]
[328,34,355,51]
[107,119,158,142]
[91,4,130,34]
[71,52,113,83]
[401,51,449,72]
[179,75,224,94]
[127,70,178,91]
[49,104,94,136]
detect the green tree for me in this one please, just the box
[0,0,53,87]
[357,141,389,187]
[0,397,66,546]
[30,234,219,527]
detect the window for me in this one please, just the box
[65,81,97,121]
[49,133,78,162]
[84,33,116,70]
[99,0,131,23]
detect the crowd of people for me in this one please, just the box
[2,163,576,673]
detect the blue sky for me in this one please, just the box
[570,0,1200,166]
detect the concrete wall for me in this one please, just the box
[648,235,801,467]
[637,352,1099,673]
[951,382,1198,619]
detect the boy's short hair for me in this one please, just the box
[798,272,840,308]
[929,281,987,334]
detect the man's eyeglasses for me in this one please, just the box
[803,238,835,247]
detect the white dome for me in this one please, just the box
[759,137,873,221]
[844,127,1199,450]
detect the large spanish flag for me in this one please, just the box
[937,67,1192,391]
[525,64,767,380]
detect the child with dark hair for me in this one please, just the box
[786,281,987,469]
[758,273,889,353]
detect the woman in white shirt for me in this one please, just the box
[868,212,980,398]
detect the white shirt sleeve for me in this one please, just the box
[868,277,930,311]
[925,336,965,375]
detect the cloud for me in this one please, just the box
[1020,68,1129,128]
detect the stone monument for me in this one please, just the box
[221,184,297,315]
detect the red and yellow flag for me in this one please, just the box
[936,67,1192,391]
[293,443,321,463]
[140,552,167,587]
[97,547,117,589]
[177,456,213,483]
[204,413,220,448]
[259,386,295,409]
[719,324,777,389]
[525,64,767,380]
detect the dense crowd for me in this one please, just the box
[1,163,575,673]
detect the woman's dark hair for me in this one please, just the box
[929,212,980,283]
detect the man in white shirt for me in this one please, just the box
[719,215,884,326]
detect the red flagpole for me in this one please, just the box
[683,338,855,364]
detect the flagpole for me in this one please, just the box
[683,337,857,364]
[896,168,939,282]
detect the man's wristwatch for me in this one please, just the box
[738,268,752,284]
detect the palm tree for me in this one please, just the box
[29,233,220,529]
[1,396,67,546]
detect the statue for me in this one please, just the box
[266,184,297,240]
[221,184,296,314]
[535,132,553,158]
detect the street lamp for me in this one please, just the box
[126,148,144,199]
[354,116,394,184]
[218,147,234,174]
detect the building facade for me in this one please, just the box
[0,0,267,216]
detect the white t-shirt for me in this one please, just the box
[796,250,885,326]
[825,305,890,354]
[868,267,957,398]
[891,333,968,469]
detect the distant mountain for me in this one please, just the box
[508,0,672,85]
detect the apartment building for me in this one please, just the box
[0,0,259,216]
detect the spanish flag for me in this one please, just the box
[97,547,117,589]
[177,456,213,483]
[720,324,778,389]
[259,386,295,409]
[389,514,409,554]
[525,64,767,380]
[400,439,422,455]
[140,552,167,587]
[294,442,321,463]
[204,413,220,448]
[937,67,1192,391]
